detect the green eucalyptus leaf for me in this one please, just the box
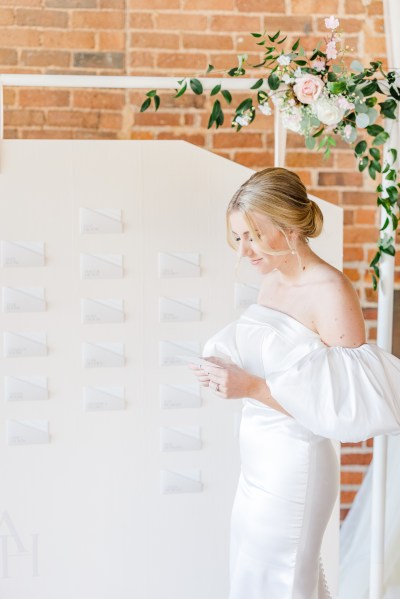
[369,147,380,160]
[292,38,300,51]
[154,94,160,111]
[366,124,384,135]
[360,80,378,96]
[267,73,280,90]
[380,217,389,231]
[355,140,367,156]
[305,136,316,150]
[350,60,364,72]
[221,89,232,104]
[356,113,369,128]
[175,81,187,98]
[373,131,390,146]
[140,97,151,112]
[190,78,203,95]
[368,161,377,179]
[250,78,264,89]
[359,155,369,171]
[367,108,378,125]
[211,84,221,96]
[370,251,381,267]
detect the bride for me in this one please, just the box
[189,166,400,598]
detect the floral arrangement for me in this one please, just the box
[140,16,400,290]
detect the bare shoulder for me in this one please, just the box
[310,262,366,348]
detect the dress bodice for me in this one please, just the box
[202,303,400,443]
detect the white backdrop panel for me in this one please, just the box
[0,140,342,599]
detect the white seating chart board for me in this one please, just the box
[0,140,342,598]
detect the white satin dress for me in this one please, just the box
[202,303,400,599]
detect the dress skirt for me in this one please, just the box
[228,399,339,599]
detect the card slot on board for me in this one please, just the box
[80,208,123,234]
[80,253,123,280]
[5,376,48,402]
[7,419,50,445]
[160,425,202,451]
[159,340,201,366]
[81,298,124,324]
[158,252,200,278]
[82,342,125,368]
[1,241,45,267]
[2,286,46,313]
[83,386,125,411]
[4,331,47,358]
[234,282,260,309]
[160,469,203,494]
[159,383,202,409]
[159,297,201,322]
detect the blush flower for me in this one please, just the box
[312,59,326,72]
[293,74,324,104]
[343,124,353,139]
[337,96,355,111]
[326,41,337,60]
[325,15,339,30]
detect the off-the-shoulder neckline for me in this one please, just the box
[246,303,321,338]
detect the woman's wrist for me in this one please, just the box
[246,374,292,417]
[246,374,272,404]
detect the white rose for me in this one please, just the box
[313,97,345,126]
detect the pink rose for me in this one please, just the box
[293,75,324,104]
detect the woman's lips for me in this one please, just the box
[251,258,262,265]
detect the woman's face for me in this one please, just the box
[229,210,293,273]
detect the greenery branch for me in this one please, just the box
[139,17,400,291]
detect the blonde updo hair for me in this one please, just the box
[226,167,323,253]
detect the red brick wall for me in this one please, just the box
[0,0,390,522]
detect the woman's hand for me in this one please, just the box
[188,356,255,400]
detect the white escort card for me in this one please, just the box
[159,297,201,322]
[158,251,201,278]
[234,282,260,309]
[80,253,123,280]
[82,342,125,368]
[159,383,202,409]
[160,425,202,451]
[83,386,125,411]
[7,419,50,445]
[2,286,46,313]
[81,298,124,324]
[159,340,201,366]
[1,241,45,267]
[80,207,123,234]
[5,376,48,402]
[160,469,203,494]
[4,331,47,358]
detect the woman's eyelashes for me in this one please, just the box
[235,232,262,242]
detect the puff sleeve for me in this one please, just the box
[265,342,400,443]
[201,320,243,368]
